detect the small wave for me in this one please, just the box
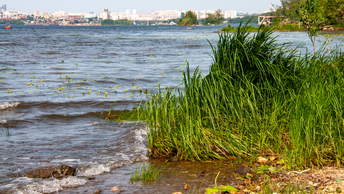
[74,43,100,46]
[0,102,21,110]
[12,176,87,194]
[109,126,148,167]
[39,51,61,55]
[15,101,120,111]
[75,41,98,44]
[0,42,13,45]
[78,126,148,176]
[178,44,202,49]
[77,164,110,176]
[50,159,81,163]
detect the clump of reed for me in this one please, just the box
[133,22,344,168]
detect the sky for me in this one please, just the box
[5,0,282,14]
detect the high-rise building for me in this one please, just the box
[132,9,136,14]
[102,9,110,19]
[1,4,6,11]
[32,10,41,16]
[224,10,237,19]
[126,9,130,15]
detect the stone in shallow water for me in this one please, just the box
[25,164,76,179]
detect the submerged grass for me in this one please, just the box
[129,162,164,183]
[130,21,344,168]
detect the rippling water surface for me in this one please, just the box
[0,25,343,193]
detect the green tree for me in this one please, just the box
[322,0,344,24]
[205,9,224,25]
[275,0,305,21]
[275,0,344,26]
[178,11,198,26]
[298,0,326,54]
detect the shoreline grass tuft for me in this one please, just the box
[130,21,344,169]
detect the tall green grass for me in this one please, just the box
[129,162,164,183]
[133,22,344,168]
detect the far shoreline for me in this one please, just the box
[216,27,344,33]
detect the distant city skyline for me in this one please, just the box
[4,0,281,14]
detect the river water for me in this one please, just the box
[0,25,343,193]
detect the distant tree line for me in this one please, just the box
[177,9,265,26]
[226,15,259,24]
[142,19,179,25]
[101,19,133,26]
[0,19,25,25]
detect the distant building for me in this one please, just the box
[1,4,6,11]
[42,12,50,20]
[151,10,182,20]
[52,11,67,18]
[110,13,119,20]
[5,8,240,23]
[68,13,84,21]
[84,12,98,19]
[194,10,207,19]
[102,9,110,19]
[132,9,139,20]
[32,10,41,17]
[224,10,237,19]
[2,10,25,20]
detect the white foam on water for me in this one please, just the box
[13,176,87,194]
[0,102,21,110]
[77,126,148,176]
[50,159,81,163]
[1,124,149,193]
[77,164,110,176]
[17,157,32,160]
[0,183,16,189]
[133,126,148,152]
[109,126,148,168]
